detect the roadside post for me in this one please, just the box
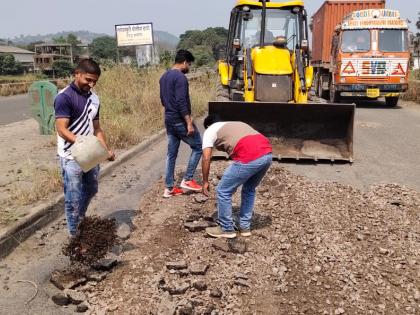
[28,80,57,135]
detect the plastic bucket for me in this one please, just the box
[70,135,109,172]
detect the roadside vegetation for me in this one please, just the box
[1,159,62,224]
[0,63,216,224]
[96,64,216,148]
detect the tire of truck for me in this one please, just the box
[317,75,329,100]
[385,96,399,108]
[329,87,340,103]
[216,81,230,101]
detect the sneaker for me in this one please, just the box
[206,226,237,238]
[180,179,202,192]
[239,229,252,237]
[163,187,184,198]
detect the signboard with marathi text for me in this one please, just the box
[115,23,154,47]
[342,9,408,30]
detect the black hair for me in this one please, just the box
[75,58,101,76]
[175,49,195,64]
[204,114,222,129]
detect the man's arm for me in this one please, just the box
[201,147,212,196]
[55,118,76,144]
[184,114,194,136]
[93,120,115,161]
[174,77,194,136]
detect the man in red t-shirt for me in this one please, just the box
[201,114,272,238]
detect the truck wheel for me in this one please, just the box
[385,96,399,108]
[318,75,329,99]
[329,89,340,103]
[216,82,229,101]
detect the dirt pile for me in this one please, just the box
[84,163,419,314]
[62,216,118,265]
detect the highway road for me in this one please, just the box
[0,98,419,313]
[0,94,32,126]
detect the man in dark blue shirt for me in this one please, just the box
[159,50,202,198]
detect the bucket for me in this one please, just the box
[70,135,109,172]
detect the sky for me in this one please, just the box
[0,0,418,40]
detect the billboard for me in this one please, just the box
[115,23,154,47]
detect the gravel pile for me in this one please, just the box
[84,163,419,314]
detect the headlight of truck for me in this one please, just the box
[400,78,406,83]
[340,77,346,83]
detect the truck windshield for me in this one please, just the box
[242,8,298,50]
[341,30,370,53]
[379,30,407,52]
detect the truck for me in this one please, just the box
[311,0,410,107]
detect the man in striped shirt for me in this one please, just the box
[54,59,115,237]
[201,115,272,238]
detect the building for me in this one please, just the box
[34,43,73,71]
[0,45,35,72]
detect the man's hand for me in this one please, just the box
[107,150,116,161]
[202,181,210,196]
[187,123,195,136]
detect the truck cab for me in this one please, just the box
[330,9,410,106]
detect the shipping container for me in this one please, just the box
[311,0,385,65]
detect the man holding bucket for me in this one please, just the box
[54,59,115,237]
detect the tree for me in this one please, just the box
[0,54,23,75]
[53,33,82,56]
[177,27,228,65]
[90,36,118,61]
[52,59,73,78]
[159,50,174,68]
[417,12,420,30]
[191,45,214,67]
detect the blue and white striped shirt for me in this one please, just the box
[54,82,100,159]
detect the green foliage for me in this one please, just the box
[0,54,23,75]
[159,50,174,68]
[191,45,214,67]
[90,36,118,61]
[417,12,420,30]
[177,27,228,66]
[52,59,73,78]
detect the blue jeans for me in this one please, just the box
[165,122,202,189]
[59,157,99,236]
[216,153,272,232]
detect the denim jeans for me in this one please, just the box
[59,157,99,236]
[216,153,272,232]
[165,122,202,189]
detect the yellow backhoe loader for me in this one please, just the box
[210,0,355,162]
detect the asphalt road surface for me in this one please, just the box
[0,99,419,314]
[0,94,32,126]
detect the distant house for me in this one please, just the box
[0,45,35,72]
[34,43,73,72]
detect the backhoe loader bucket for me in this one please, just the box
[208,101,355,162]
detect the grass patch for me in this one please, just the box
[0,160,62,225]
[402,80,420,104]
[95,65,217,149]
[0,74,41,83]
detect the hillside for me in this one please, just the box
[8,30,179,49]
